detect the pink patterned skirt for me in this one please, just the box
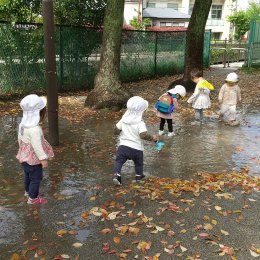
[16,137,54,165]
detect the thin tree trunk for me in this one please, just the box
[85,0,130,109]
[169,0,212,91]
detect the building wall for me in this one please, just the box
[124,0,249,40]
[124,2,140,24]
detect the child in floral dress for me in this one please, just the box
[16,94,54,205]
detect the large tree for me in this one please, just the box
[84,0,130,109]
[169,0,212,91]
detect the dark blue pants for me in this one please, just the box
[114,145,143,176]
[22,162,43,199]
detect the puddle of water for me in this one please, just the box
[0,111,259,258]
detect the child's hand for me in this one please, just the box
[41,160,48,168]
[153,135,159,142]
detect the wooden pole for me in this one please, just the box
[42,0,59,145]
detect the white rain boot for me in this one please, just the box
[168,132,175,137]
[159,130,164,136]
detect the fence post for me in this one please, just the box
[154,31,158,76]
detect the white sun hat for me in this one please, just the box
[168,85,186,97]
[225,72,239,82]
[122,96,148,124]
[20,94,46,129]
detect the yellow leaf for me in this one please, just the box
[117,225,129,234]
[214,205,222,211]
[212,219,217,225]
[56,229,67,236]
[204,223,213,230]
[203,215,210,221]
[89,196,96,201]
[11,253,21,260]
[128,227,140,235]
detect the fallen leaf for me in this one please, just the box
[56,229,68,237]
[249,250,260,257]
[11,253,21,260]
[214,206,222,211]
[221,229,229,236]
[199,233,209,238]
[100,228,112,234]
[108,250,117,254]
[113,237,121,244]
[180,245,187,252]
[72,242,83,248]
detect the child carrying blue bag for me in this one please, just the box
[155,85,186,137]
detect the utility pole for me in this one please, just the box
[42,0,59,146]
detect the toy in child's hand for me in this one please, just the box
[155,141,165,151]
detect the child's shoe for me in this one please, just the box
[136,174,146,182]
[113,174,122,186]
[24,191,29,198]
[158,130,164,136]
[168,132,175,137]
[27,197,48,205]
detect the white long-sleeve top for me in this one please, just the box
[218,83,241,105]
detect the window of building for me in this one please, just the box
[160,22,185,27]
[167,3,178,10]
[160,22,166,27]
[147,2,156,8]
[211,5,222,19]
[212,32,221,40]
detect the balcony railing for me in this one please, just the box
[206,19,225,26]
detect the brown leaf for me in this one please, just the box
[113,237,121,244]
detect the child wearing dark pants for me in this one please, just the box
[160,118,173,134]
[16,94,54,205]
[156,85,186,137]
[113,96,158,185]
[22,163,43,199]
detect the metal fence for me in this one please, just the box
[0,22,211,94]
[210,40,248,67]
[247,20,260,67]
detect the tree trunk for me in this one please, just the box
[84,0,131,110]
[169,0,212,91]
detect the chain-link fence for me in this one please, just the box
[0,22,211,94]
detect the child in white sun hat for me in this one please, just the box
[187,68,214,125]
[16,94,54,205]
[155,85,186,137]
[113,96,158,185]
[218,72,241,125]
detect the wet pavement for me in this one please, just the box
[1,65,260,260]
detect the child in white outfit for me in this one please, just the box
[16,94,54,205]
[218,72,241,125]
[187,68,214,124]
[113,96,158,185]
